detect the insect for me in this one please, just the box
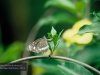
[26,36,49,53]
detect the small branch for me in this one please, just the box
[85,0,90,18]
[10,56,100,75]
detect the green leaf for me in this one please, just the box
[48,42,53,51]
[48,33,52,39]
[57,62,94,75]
[32,59,62,75]
[51,27,57,37]
[41,72,58,75]
[77,22,100,35]
[0,41,24,63]
[58,29,64,39]
[55,38,67,50]
[53,34,59,46]
[93,11,100,20]
[67,43,84,57]
[54,12,78,24]
[53,30,63,50]
[48,27,64,55]
[36,12,78,29]
[74,44,100,64]
[44,0,76,13]
[52,29,64,46]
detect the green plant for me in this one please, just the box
[47,27,63,55]
[78,12,100,35]
[9,27,100,75]
[19,0,100,75]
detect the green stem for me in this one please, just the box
[50,49,53,56]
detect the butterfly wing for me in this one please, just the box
[27,38,49,53]
[27,38,42,53]
[36,38,49,53]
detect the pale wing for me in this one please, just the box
[27,38,42,53]
[36,38,49,53]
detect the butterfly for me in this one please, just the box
[26,36,49,53]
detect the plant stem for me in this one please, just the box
[50,49,53,56]
[85,0,90,19]
[10,56,100,75]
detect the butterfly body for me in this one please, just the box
[27,37,49,53]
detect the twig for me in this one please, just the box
[10,56,100,75]
[85,0,90,18]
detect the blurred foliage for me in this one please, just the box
[62,19,93,46]
[44,0,76,13]
[57,61,93,75]
[0,42,24,63]
[78,22,100,35]
[1,0,100,75]
[31,0,100,75]
[74,43,100,64]
[32,59,93,75]
[67,43,84,57]
[93,11,100,20]
[32,59,62,75]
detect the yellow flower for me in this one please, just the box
[62,19,93,46]
[32,67,46,74]
[72,19,92,30]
